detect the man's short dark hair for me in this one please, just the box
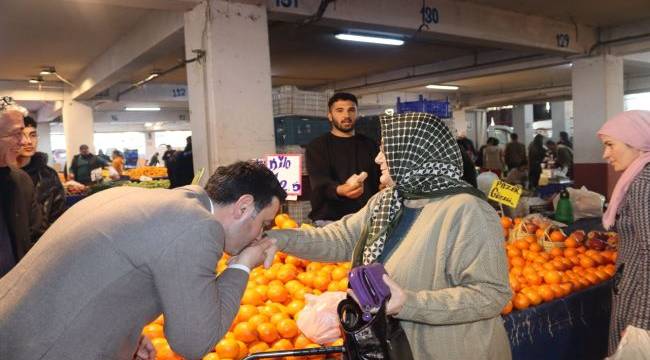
[328,92,358,110]
[79,144,89,151]
[510,133,518,141]
[205,161,287,211]
[24,116,37,129]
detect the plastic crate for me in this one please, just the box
[272,85,332,117]
[274,116,331,147]
[396,95,451,118]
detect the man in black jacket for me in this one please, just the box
[0,98,42,277]
[305,93,380,224]
[16,116,65,234]
[69,144,107,185]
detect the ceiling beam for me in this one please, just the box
[320,51,571,95]
[0,81,65,102]
[595,19,650,56]
[70,11,185,100]
[63,0,201,11]
[267,0,596,55]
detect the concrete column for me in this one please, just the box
[572,54,624,199]
[551,101,568,140]
[62,90,94,169]
[35,122,53,166]
[512,104,534,146]
[185,0,275,182]
[452,109,467,138]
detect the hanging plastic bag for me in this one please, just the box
[552,186,604,220]
[296,291,346,345]
[606,325,650,360]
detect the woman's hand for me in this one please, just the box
[382,274,407,315]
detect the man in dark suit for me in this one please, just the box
[0,161,286,360]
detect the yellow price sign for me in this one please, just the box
[191,168,205,185]
[488,180,523,208]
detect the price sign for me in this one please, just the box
[266,154,302,198]
[488,179,523,208]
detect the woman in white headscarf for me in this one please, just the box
[597,110,650,354]
[268,113,511,360]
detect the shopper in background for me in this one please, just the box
[268,113,512,360]
[528,134,546,189]
[305,92,380,225]
[149,152,160,166]
[170,136,194,188]
[111,149,125,175]
[482,137,505,177]
[545,140,574,178]
[0,98,42,278]
[505,133,527,172]
[162,144,175,166]
[558,131,573,149]
[69,144,107,185]
[458,140,478,188]
[16,116,65,235]
[97,149,111,163]
[0,161,286,360]
[597,110,650,355]
[457,133,477,162]
[505,161,529,187]
[475,137,494,168]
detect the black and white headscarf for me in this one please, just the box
[353,112,483,265]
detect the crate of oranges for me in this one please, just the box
[140,214,346,360]
[500,216,617,316]
[540,227,568,252]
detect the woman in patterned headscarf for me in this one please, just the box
[268,113,512,360]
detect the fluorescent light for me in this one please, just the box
[29,78,41,84]
[40,67,55,75]
[125,107,161,112]
[335,33,404,46]
[426,84,459,91]
[144,73,160,82]
[144,122,153,127]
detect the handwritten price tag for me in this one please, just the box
[266,154,302,198]
[488,179,523,208]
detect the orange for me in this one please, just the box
[153,314,165,325]
[270,312,289,326]
[277,266,298,283]
[267,285,289,303]
[257,322,279,343]
[579,257,595,269]
[331,266,348,281]
[550,230,566,242]
[157,344,181,360]
[202,353,220,360]
[506,248,522,258]
[524,235,537,244]
[248,314,270,329]
[151,337,169,350]
[514,240,530,250]
[286,299,305,316]
[297,272,315,288]
[215,338,240,359]
[294,334,313,349]
[241,289,264,306]
[535,228,545,239]
[277,318,300,338]
[501,300,514,315]
[594,269,609,282]
[327,282,339,292]
[584,272,599,285]
[576,246,587,254]
[550,248,564,258]
[529,243,543,253]
[142,323,164,339]
[550,284,564,298]
[524,273,542,286]
[292,287,311,301]
[564,237,578,248]
[237,340,248,359]
[510,257,525,267]
[271,338,293,351]
[312,273,331,291]
[537,285,555,302]
[274,213,291,227]
[564,247,578,257]
[249,341,270,354]
[237,304,259,322]
[259,304,283,318]
[284,280,303,295]
[510,266,524,277]
[525,224,539,235]
[233,321,258,343]
[280,219,298,229]
[588,253,606,266]
[501,216,513,229]
[513,293,531,310]
[509,276,522,292]
[604,266,616,277]
[254,284,269,301]
[523,289,543,306]
[543,270,562,285]
[551,259,565,271]
[306,262,323,272]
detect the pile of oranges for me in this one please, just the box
[500,216,617,315]
[142,214,347,360]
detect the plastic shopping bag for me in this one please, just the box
[552,186,605,220]
[606,326,650,360]
[296,291,346,345]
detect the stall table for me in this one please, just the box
[504,280,612,360]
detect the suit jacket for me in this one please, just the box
[0,167,42,262]
[0,185,247,360]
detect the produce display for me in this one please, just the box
[141,215,346,360]
[63,181,88,196]
[500,215,618,315]
[126,166,168,180]
[124,180,171,189]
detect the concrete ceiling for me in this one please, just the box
[461,0,650,27]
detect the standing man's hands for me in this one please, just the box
[337,172,368,199]
[228,237,278,269]
[133,335,156,360]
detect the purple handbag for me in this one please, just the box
[348,263,391,321]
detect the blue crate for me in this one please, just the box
[396,95,451,118]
